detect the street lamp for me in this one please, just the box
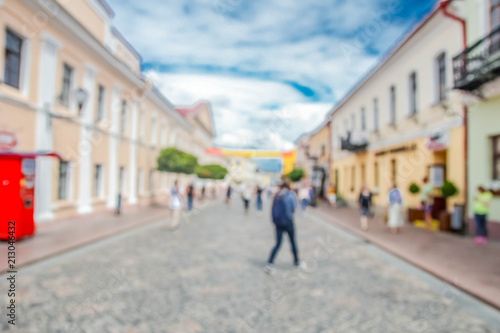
[75,88,88,115]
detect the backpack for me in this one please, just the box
[272,192,289,227]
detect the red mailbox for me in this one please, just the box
[0,152,61,241]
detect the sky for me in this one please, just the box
[107,0,438,150]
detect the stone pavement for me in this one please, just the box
[1,199,500,332]
[313,203,500,311]
[0,204,172,273]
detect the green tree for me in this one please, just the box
[157,148,198,174]
[441,181,459,199]
[195,164,228,180]
[287,168,305,182]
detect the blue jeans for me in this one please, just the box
[474,214,488,237]
[268,224,299,265]
[187,196,193,211]
[256,196,263,211]
[301,198,308,212]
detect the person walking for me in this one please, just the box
[387,184,404,234]
[186,183,195,211]
[473,186,493,244]
[256,185,263,211]
[169,180,184,230]
[265,181,301,274]
[358,185,372,231]
[226,184,233,208]
[298,184,311,216]
[421,177,434,230]
[242,184,252,215]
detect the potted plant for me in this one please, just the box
[408,182,424,222]
[438,181,459,231]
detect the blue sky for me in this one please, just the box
[107,0,438,150]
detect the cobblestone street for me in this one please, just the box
[2,200,500,333]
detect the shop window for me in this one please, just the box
[409,71,417,115]
[94,164,104,197]
[374,162,379,188]
[436,53,446,102]
[60,63,74,108]
[4,29,24,89]
[390,159,397,185]
[119,166,126,195]
[351,165,355,192]
[58,161,70,200]
[493,135,500,180]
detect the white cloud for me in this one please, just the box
[107,0,437,149]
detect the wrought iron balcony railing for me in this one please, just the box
[453,25,500,91]
[340,131,369,152]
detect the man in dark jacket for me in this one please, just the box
[265,181,301,274]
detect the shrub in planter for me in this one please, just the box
[441,181,459,199]
[409,182,420,195]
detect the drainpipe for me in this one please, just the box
[439,0,469,234]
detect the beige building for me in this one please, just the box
[329,4,466,215]
[0,0,218,222]
[295,121,331,197]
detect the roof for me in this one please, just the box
[176,101,211,118]
[96,0,115,18]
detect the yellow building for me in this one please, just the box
[329,5,466,214]
[0,0,217,221]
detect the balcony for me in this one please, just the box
[453,26,500,91]
[341,131,369,152]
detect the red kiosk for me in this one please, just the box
[0,150,61,241]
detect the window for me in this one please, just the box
[492,0,500,51]
[4,29,23,89]
[119,167,126,194]
[351,114,356,131]
[138,169,145,194]
[321,144,326,156]
[96,85,105,122]
[493,135,500,180]
[389,85,396,125]
[344,119,349,135]
[140,112,146,139]
[94,164,103,197]
[58,161,70,200]
[361,164,366,186]
[120,100,128,134]
[374,162,379,188]
[151,113,158,144]
[409,72,417,115]
[437,53,446,102]
[149,169,155,193]
[161,120,168,146]
[492,0,500,29]
[351,165,355,192]
[391,159,397,185]
[361,107,366,131]
[373,98,379,132]
[60,63,74,108]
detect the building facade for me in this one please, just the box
[329,5,466,215]
[452,0,500,238]
[0,0,217,222]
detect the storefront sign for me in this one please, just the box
[374,144,417,157]
[427,129,449,151]
[0,131,17,151]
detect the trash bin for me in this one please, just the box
[452,204,465,231]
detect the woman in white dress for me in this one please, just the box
[387,184,404,234]
[169,180,184,230]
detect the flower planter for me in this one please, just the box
[408,208,424,222]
